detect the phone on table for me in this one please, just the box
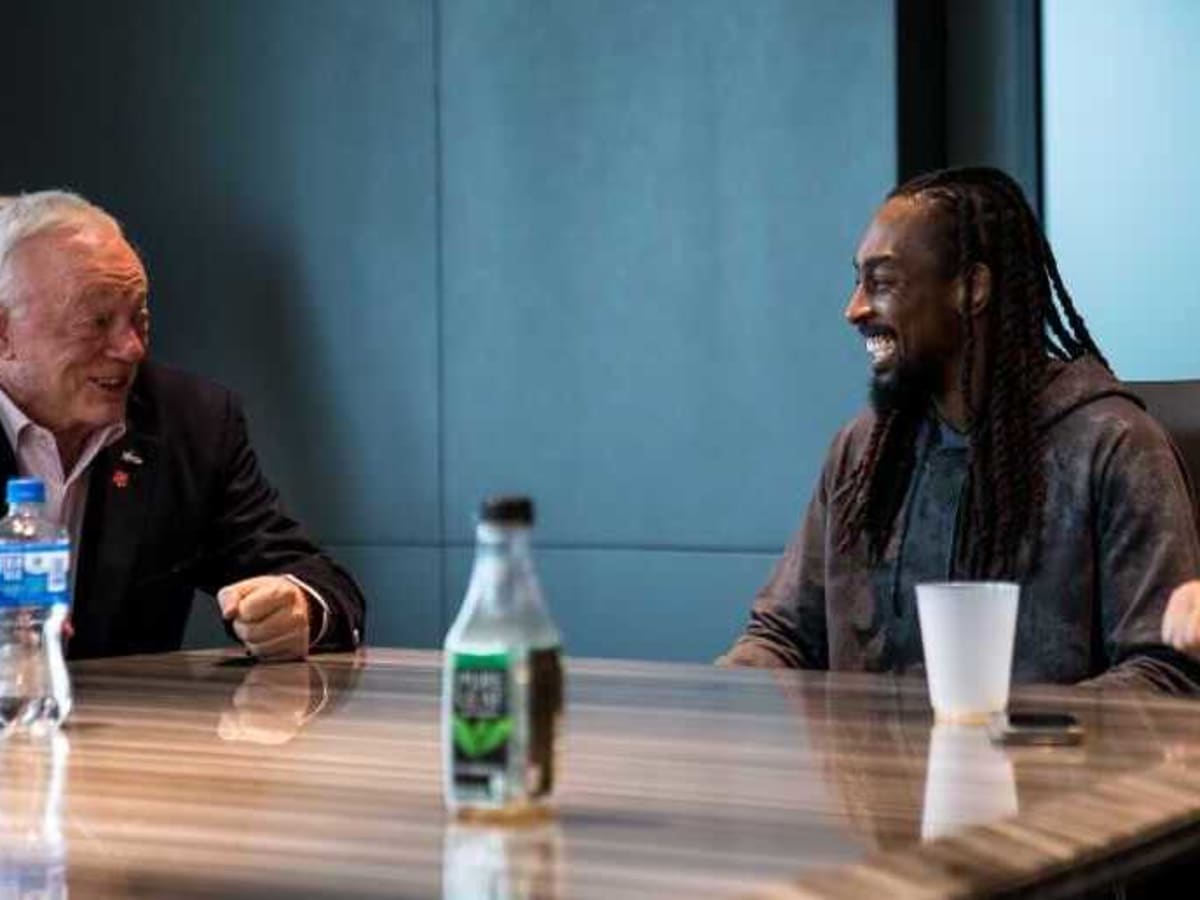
[987,712,1084,746]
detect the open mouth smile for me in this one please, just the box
[864,332,897,369]
[88,375,131,395]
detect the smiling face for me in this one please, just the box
[845,196,964,413]
[0,218,149,450]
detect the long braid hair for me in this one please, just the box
[838,167,1108,578]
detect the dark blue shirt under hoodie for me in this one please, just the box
[876,417,969,674]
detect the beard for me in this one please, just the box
[868,357,940,415]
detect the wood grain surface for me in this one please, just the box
[1,650,1196,898]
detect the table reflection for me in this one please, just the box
[443,820,563,900]
[920,723,1017,840]
[0,733,67,898]
[215,655,363,745]
[767,669,1200,854]
[770,670,929,848]
[30,651,1200,899]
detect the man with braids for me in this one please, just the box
[720,166,1200,693]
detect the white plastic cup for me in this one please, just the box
[915,581,1019,723]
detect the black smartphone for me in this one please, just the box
[987,712,1084,746]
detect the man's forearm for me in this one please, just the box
[717,605,825,669]
[1079,646,1200,695]
[718,635,803,668]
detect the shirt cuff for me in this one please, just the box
[283,574,330,648]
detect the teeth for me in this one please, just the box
[865,335,896,364]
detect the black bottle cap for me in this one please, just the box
[480,495,535,526]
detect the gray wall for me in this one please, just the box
[945,0,1040,203]
[896,0,1041,203]
[0,0,895,661]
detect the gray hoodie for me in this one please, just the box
[721,356,1200,694]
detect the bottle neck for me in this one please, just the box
[466,522,538,617]
[474,522,532,559]
[7,501,46,518]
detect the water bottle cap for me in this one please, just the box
[6,477,45,504]
[479,495,535,526]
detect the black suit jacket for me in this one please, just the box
[0,362,367,659]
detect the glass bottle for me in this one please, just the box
[442,496,563,821]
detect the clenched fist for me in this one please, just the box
[218,575,310,661]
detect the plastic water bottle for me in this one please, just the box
[443,496,563,821]
[0,478,72,734]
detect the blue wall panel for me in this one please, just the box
[440,0,896,552]
[1043,0,1200,380]
[445,546,776,663]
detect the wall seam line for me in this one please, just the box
[432,0,448,638]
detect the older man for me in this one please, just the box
[0,190,364,659]
[720,167,1200,693]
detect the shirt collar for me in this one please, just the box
[936,418,969,450]
[919,407,969,451]
[0,384,36,451]
[0,384,127,470]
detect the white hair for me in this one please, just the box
[0,190,123,308]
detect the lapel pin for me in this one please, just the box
[120,450,144,467]
[112,470,130,489]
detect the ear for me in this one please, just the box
[956,263,992,318]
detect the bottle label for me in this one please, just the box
[451,652,512,799]
[0,542,70,608]
[449,647,564,805]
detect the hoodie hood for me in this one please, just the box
[1037,354,1141,432]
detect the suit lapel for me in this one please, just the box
[74,416,160,658]
[0,434,16,486]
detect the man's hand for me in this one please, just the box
[218,575,309,661]
[1162,581,1200,655]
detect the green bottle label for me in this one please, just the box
[451,653,511,795]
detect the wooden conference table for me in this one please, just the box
[6,649,1200,898]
